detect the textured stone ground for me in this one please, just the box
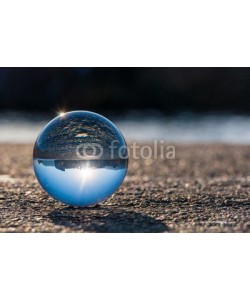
[0,143,250,232]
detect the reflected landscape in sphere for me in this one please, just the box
[33,111,128,206]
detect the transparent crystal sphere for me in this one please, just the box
[33,111,128,206]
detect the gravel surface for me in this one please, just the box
[0,143,250,232]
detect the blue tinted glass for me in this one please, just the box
[33,111,128,206]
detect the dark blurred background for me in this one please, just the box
[0,67,250,115]
[2,67,250,143]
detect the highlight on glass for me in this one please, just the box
[33,111,128,206]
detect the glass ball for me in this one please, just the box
[33,111,128,206]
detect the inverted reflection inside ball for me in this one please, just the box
[33,111,128,206]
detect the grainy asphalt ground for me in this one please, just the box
[0,143,250,232]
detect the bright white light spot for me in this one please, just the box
[57,111,65,117]
[76,133,88,137]
[82,166,94,180]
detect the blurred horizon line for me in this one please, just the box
[1,110,250,144]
